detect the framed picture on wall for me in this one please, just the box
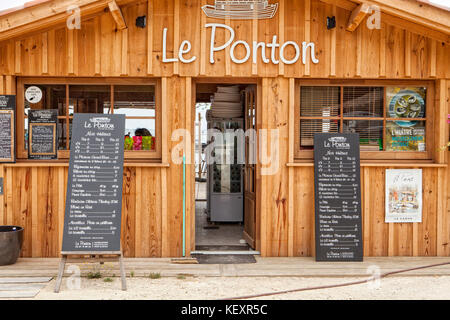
[385,169,422,223]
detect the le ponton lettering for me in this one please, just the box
[84,118,115,130]
[163,23,319,65]
[181,304,268,318]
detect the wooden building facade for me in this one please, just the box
[0,0,449,258]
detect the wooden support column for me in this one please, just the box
[346,3,370,32]
[108,0,127,30]
[161,77,169,257]
[185,77,192,255]
[288,78,295,256]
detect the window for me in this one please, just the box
[295,83,431,160]
[18,79,161,160]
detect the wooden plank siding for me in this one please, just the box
[0,0,448,78]
[0,0,448,258]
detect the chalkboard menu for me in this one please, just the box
[314,133,363,261]
[28,109,58,160]
[62,114,125,253]
[0,95,15,163]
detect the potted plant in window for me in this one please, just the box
[0,226,24,266]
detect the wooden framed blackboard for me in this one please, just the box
[314,133,363,261]
[28,109,58,160]
[0,95,15,163]
[62,114,125,253]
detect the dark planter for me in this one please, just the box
[0,226,24,266]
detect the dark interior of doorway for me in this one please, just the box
[194,82,253,253]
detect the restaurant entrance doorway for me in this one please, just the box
[193,80,258,254]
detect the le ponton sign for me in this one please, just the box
[162,23,319,66]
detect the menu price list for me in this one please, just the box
[314,133,363,261]
[62,114,125,252]
[0,95,15,163]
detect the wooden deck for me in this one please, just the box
[1,257,450,278]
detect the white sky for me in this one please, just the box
[0,0,449,11]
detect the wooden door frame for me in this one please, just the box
[191,77,261,251]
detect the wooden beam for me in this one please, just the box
[0,0,136,42]
[320,0,450,44]
[346,3,370,32]
[108,0,127,30]
[352,0,450,35]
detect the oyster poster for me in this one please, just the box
[385,87,426,151]
[385,169,422,223]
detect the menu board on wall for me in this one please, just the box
[314,133,363,261]
[62,114,125,253]
[28,109,58,160]
[0,95,15,163]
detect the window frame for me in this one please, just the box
[294,80,434,161]
[17,77,162,161]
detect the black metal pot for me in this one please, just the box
[0,226,24,266]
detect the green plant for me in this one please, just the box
[87,271,102,279]
[130,271,135,277]
[176,274,186,280]
[149,272,161,279]
[103,277,113,283]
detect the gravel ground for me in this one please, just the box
[35,275,450,300]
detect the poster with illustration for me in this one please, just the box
[385,87,426,152]
[385,169,422,223]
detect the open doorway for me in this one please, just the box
[194,81,257,254]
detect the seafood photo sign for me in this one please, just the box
[385,87,427,152]
[385,169,422,223]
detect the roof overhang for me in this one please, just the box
[0,0,135,42]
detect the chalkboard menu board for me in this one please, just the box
[28,109,58,160]
[62,114,125,253]
[0,95,15,163]
[314,133,363,261]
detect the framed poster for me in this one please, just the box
[28,109,58,160]
[0,95,16,163]
[385,169,422,223]
[385,87,426,152]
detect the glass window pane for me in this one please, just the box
[300,86,340,117]
[124,119,156,151]
[114,85,155,117]
[385,121,426,151]
[343,87,383,118]
[69,85,111,115]
[57,119,68,150]
[386,87,426,119]
[300,119,340,148]
[343,120,383,151]
[24,84,66,116]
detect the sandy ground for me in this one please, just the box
[34,275,450,300]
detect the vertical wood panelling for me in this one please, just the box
[14,41,21,74]
[405,30,411,77]
[304,0,311,76]
[41,32,48,74]
[147,0,154,75]
[94,17,101,75]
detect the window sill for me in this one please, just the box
[287,161,447,168]
[3,161,170,168]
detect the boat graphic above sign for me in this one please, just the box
[202,0,279,20]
